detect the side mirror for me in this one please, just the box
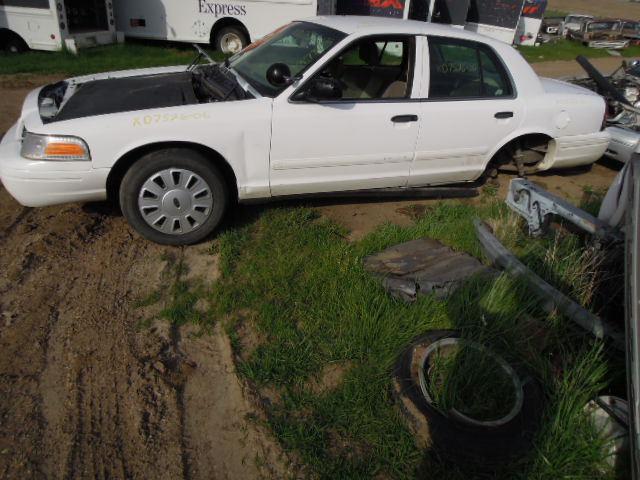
[266,63,293,88]
[304,76,343,102]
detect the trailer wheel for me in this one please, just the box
[2,32,28,53]
[214,26,248,55]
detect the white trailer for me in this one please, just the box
[113,0,325,54]
[340,0,528,45]
[0,0,120,53]
[514,0,547,46]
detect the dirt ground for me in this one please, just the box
[0,60,623,479]
[548,0,640,18]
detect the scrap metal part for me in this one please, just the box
[364,238,495,302]
[585,396,630,473]
[573,55,640,165]
[506,177,622,241]
[473,218,625,350]
[625,157,640,478]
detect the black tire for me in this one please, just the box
[119,148,229,246]
[394,330,545,467]
[214,26,248,55]
[3,33,28,54]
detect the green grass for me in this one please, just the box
[1,36,639,77]
[135,250,209,329]
[197,197,622,479]
[519,39,640,63]
[0,41,225,76]
[426,341,517,422]
[544,10,569,18]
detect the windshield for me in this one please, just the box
[229,22,347,97]
[587,21,620,32]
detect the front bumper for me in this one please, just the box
[0,124,109,207]
[536,130,611,171]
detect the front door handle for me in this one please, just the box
[495,111,514,119]
[391,114,419,123]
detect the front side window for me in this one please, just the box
[308,36,413,100]
[229,22,346,97]
[427,37,513,99]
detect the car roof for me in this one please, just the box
[303,15,505,45]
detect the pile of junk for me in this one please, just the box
[572,55,640,164]
[366,152,640,473]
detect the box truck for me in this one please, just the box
[114,0,335,54]
[0,0,120,53]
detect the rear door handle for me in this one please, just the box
[495,111,514,119]
[391,115,419,123]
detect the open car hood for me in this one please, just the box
[36,64,251,124]
[43,72,199,123]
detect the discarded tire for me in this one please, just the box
[394,330,545,466]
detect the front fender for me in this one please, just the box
[49,98,274,200]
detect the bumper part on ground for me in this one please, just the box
[474,218,625,350]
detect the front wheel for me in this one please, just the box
[119,149,229,245]
[214,26,248,55]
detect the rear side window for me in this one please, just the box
[427,37,513,99]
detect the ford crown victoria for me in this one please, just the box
[0,16,610,244]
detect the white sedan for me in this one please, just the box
[0,16,609,245]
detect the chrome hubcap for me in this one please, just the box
[138,168,213,235]
[221,33,243,54]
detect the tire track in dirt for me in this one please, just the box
[0,196,291,479]
[0,200,185,479]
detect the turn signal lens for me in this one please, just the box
[21,132,90,161]
[44,142,86,157]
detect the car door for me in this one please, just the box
[269,35,422,196]
[409,35,523,186]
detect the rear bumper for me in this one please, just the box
[537,131,611,171]
[0,124,108,207]
[605,126,640,163]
